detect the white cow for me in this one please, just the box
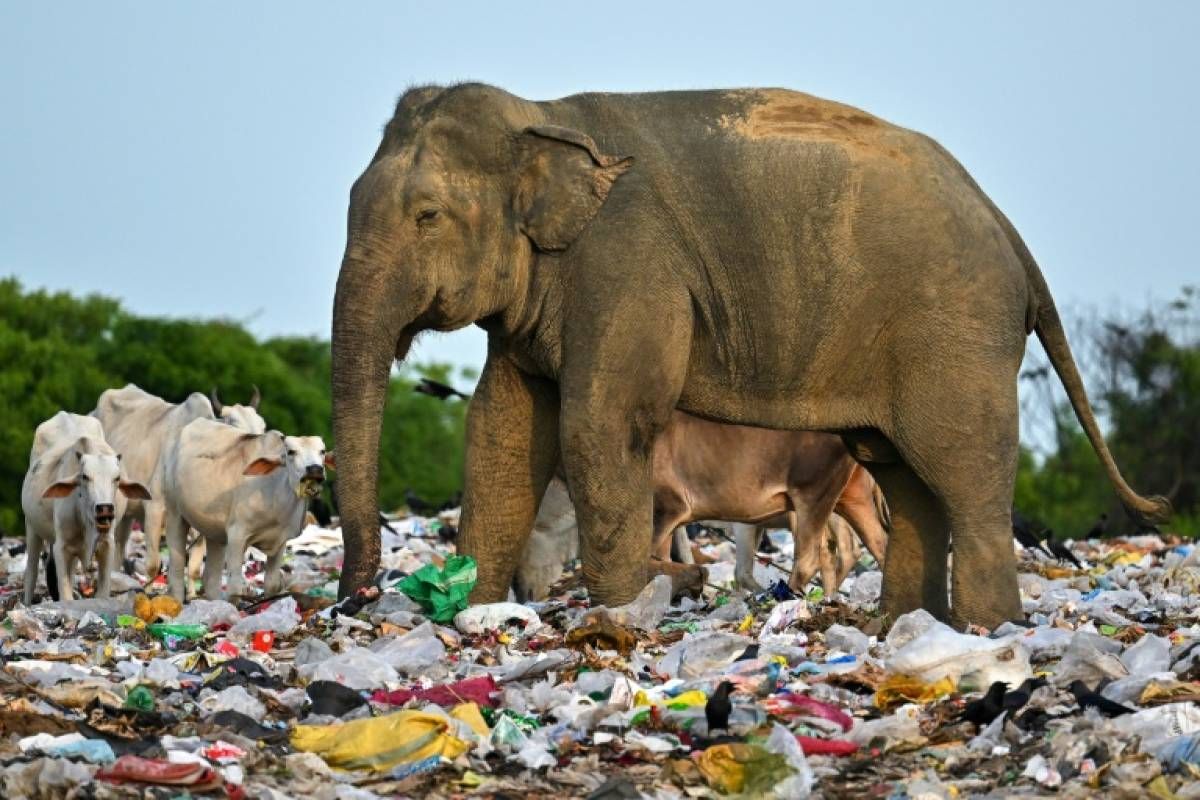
[513,477,579,602]
[22,412,151,604]
[92,383,266,578]
[163,418,330,601]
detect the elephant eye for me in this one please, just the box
[416,208,440,226]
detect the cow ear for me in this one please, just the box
[323,451,336,469]
[243,457,283,477]
[119,481,152,500]
[515,125,633,253]
[42,478,79,498]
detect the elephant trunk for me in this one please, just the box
[331,259,415,599]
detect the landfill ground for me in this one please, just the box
[4,518,1200,799]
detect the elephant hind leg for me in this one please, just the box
[865,459,951,621]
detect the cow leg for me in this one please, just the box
[263,547,286,596]
[94,537,113,599]
[202,539,226,600]
[670,527,694,564]
[834,467,889,566]
[113,515,134,575]
[52,540,73,601]
[733,522,763,591]
[24,532,43,606]
[142,502,166,578]
[187,536,206,581]
[164,512,189,602]
[223,527,248,600]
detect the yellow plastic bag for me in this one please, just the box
[874,674,956,709]
[449,702,490,739]
[696,743,790,795]
[133,593,182,623]
[291,709,469,772]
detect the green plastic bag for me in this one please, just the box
[147,623,207,641]
[124,685,155,712]
[397,555,477,623]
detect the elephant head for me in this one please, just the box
[331,83,632,596]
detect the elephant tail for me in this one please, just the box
[1026,263,1172,526]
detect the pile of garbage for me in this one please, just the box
[4,518,1200,799]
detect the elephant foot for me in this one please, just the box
[647,558,707,600]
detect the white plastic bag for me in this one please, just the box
[886,625,1031,691]
[454,602,541,635]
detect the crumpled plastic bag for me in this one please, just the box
[885,621,1031,692]
[1052,630,1130,686]
[174,599,242,628]
[133,593,182,623]
[0,756,97,800]
[228,597,300,638]
[849,703,924,748]
[825,624,870,656]
[292,707,471,771]
[874,674,957,709]
[372,675,500,708]
[659,632,751,679]
[454,602,541,635]
[695,742,793,796]
[307,646,400,690]
[370,622,446,675]
[1120,633,1171,676]
[764,722,815,798]
[585,575,673,631]
[200,685,266,718]
[397,555,477,623]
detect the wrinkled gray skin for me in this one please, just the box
[331,83,1169,628]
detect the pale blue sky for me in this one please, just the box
[2,2,1196,382]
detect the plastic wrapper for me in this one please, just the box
[454,602,541,634]
[228,597,300,638]
[658,632,750,679]
[306,646,400,690]
[200,685,266,718]
[369,621,446,675]
[885,623,1031,692]
[174,599,242,628]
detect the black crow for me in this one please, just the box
[1045,536,1084,568]
[734,644,760,662]
[960,681,1008,727]
[1012,508,1054,557]
[1086,513,1109,540]
[1002,677,1047,713]
[706,681,734,732]
[413,378,470,401]
[405,489,436,517]
[1068,680,1134,717]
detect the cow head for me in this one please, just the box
[211,386,267,434]
[42,445,151,567]
[242,434,332,499]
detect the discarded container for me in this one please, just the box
[252,630,275,653]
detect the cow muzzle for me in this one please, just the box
[95,504,116,532]
[304,465,326,483]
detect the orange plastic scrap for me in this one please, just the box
[874,674,956,710]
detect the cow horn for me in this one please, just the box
[210,388,224,415]
[250,384,261,409]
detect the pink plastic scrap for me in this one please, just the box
[765,693,854,731]
[371,674,500,708]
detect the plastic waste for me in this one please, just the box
[252,630,275,652]
[124,685,155,711]
[306,646,400,690]
[1120,633,1171,676]
[174,599,243,627]
[849,704,923,748]
[454,602,541,634]
[696,742,794,796]
[292,706,473,771]
[369,621,446,675]
[588,574,673,631]
[397,555,477,623]
[147,622,207,642]
[762,599,810,636]
[294,636,335,668]
[874,674,956,709]
[1052,630,1130,686]
[824,624,869,656]
[306,680,367,717]
[885,621,1031,692]
[372,675,500,708]
[133,592,182,623]
[200,685,266,718]
[95,755,222,790]
[658,632,751,679]
[764,722,815,799]
[228,596,300,637]
[884,609,941,649]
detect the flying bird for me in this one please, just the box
[1068,680,1135,717]
[960,681,1009,728]
[706,681,734,732]
[413,378,471,401]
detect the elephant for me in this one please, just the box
[331,83,1169,628]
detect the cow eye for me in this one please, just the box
[287,450,296,456]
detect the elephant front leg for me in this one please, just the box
[457,353,561,604]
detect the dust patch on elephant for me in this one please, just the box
[718,89,908,162]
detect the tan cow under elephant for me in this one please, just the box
[330,83,1169,628]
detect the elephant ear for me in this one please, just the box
[516,125,633,253]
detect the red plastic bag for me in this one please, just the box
[95,755,222,789]
[797,736,859,756]
[766,693,854,731]
[371,675,499,708]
